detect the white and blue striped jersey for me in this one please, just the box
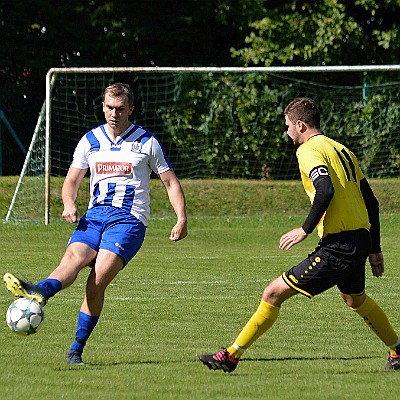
[70,123,172,226]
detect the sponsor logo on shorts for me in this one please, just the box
[96,162,132,174]
[115,242,125,250]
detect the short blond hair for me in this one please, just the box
[103,83,134,107]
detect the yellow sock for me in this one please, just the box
[227,299,280,359]
[351,295,398,353]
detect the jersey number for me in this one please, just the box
[335,148,357,182]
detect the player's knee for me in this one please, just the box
[262,279,290,306]
[340,292,366,309]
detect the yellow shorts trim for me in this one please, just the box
[281,273,313,299]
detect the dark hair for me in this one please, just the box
[284,97,320,129]
[103,83,134,107]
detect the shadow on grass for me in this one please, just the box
[54,359,162,371]
[55,355,382,371]
[242,355,381,362]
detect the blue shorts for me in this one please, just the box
[68,206,146,266]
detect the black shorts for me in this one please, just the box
[282,228,371,298]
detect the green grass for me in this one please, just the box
[0,177,399,399]
[1,176,400,221]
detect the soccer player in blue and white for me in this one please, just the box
[4,83,187,365]
[199,97,399,373]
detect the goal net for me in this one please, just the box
[5,66,400,223]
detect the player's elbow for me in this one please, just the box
[316,177,334,204]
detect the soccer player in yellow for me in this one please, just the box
[198,97,400,373]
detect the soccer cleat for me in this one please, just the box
[198,348,239,373]
[67,350,85,365]
[3,273,47,306]
[385,343,400,371]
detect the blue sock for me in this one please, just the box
[69,312,100,353]
[36,278,62,299]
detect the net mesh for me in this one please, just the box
[5,69,400,223]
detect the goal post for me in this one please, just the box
[4,65,400,224]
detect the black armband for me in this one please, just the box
[302,166,334,234]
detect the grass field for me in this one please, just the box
[0,178,399,399]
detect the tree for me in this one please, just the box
[231,0,400,67]
[0,0,262,174]
[1,0,399,175]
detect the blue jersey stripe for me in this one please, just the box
[102,183,117,206]
[100,124,123,149]
[121,124,139,140]
[138,131,152,145]
[92,183,101,206]
[121,185,136,211]
[86,130,101,152]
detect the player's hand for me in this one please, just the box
[169,220,188,241]
[62,203,79,223]
[369,252,384,277]
[279,227,308,250]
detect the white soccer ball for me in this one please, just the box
[6,298,45,336]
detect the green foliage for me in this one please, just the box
[2,1,400,176]
[232,2,356,65]
[313,84,400,177]
[357,92,400,175]
[159,72,400,179]
[232,0,400,66]
[161,73,296,178]
[0,0,260,175]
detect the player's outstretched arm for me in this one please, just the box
[159,170,188,241]
[61,167,87,223]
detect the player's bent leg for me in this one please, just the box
[67,249,124,364]
[262,275,298,306]
[198,299,280,373]
[48,242,98,289]
[226,299,281,359]
[3,243,96,307]
[67,311,100,365]
[199,276,296,372]
[81,249,124,315]
[3,273,48,306]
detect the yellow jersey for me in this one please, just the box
[296,135,370,238]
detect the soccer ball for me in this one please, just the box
[6,298,44,336]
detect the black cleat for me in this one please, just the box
[198,348,239,373]
[385,354,400,371]
[67,350,85,365]
[3,273,47,306]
